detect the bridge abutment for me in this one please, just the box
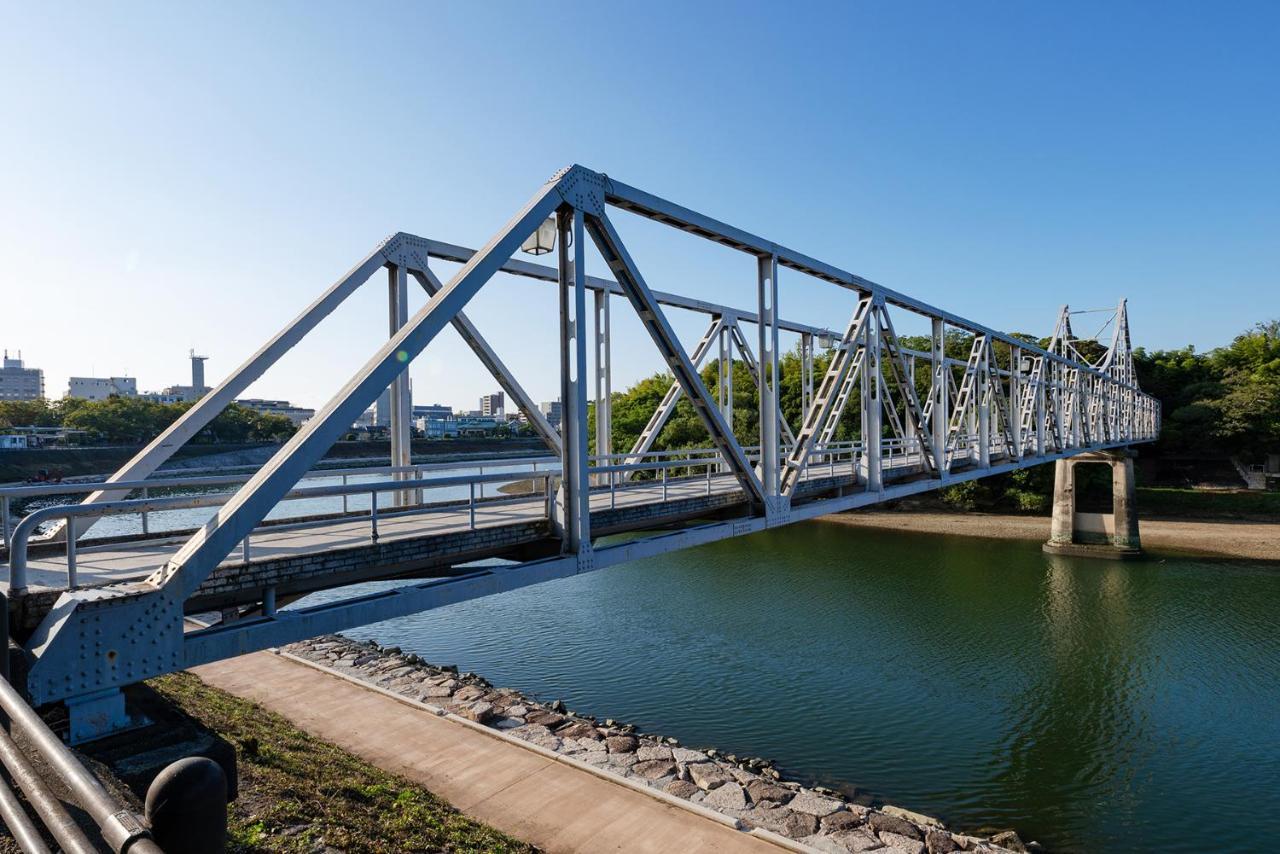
[1044,448,1142,559]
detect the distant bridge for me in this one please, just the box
[1,165,1159,740]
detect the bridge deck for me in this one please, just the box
[4,468,815,594]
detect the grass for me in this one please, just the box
[149,672,537,854]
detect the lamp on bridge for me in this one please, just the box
[520,216,567,256]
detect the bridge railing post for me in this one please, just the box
[65,534,78,590]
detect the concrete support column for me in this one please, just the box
[1112,454,1141,551]
[1044,448,1141,559]
[1048,459,1074,546]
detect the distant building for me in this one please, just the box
[235,398,316,426]
[374,382,414,427]
[138,350,213,403]
[539,399,563,430]
[455,415,503,437]
[139,390,190,405]
[68,376,138,401]
[479,391,505,418]
[354,408,375,428]
[0,350,44,401]
[413,403,453,421]
[0,435,28,450]
[417,415,458,438]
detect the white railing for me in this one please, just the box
[0,455,559,548]
[7,467,558,593]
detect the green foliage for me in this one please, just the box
[0,396,297,445]
[1135,320,1280,458]
[939,480,990,511]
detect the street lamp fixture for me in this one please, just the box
[520,216,569,256]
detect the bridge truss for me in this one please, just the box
[8,166,1159,738]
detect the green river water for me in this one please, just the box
[332,520,1279,853]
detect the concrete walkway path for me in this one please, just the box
[193,651,783,854]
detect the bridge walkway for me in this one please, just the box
[4,464,849,595]
[194,650,783,853]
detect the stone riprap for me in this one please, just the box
[283,635,1030,854]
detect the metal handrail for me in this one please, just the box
[8,468,558,592]
[0,455,560,547]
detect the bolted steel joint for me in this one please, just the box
[553,165,607,217]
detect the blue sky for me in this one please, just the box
[2,2,1276,410]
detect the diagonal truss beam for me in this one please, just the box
[726,322,798,447]
[149,180,565,597]
[584,212,766,507]
[874,303,937,476]
[625,316,724,463]
[50,245,396,542]
[625,315,799,466]
[781,296,873,494]
[410,266,561,455]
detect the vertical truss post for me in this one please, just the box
[388,264,414,506]
[930,318,948,476]
[861,305,883,491]
[1036,359,1047,456]
[1051,362,1064,451]
[757,255,781,500]
[558,208,591,558]
[977,343,991,468]
[1009,346,1023,460]
[718,320,734,434]
[801,333,814,418]
[904,354,917,448]
[593,288,612,483]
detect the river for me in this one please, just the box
[310,520,1279,853]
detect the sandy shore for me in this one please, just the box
[823,511,1280,561]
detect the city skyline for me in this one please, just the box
[3,3,1277,412]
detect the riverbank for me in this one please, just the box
[824,510,1280,560]
[269,635,1026,853]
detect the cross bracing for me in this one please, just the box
[0,165,1159,740]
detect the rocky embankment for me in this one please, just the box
[285,636,1032,854]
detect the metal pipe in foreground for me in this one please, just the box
[0,726,97,854]
[0,770,52,854]
[0,677,159,854]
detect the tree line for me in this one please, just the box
[0,396,298,445]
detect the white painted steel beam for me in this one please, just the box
[150,177,566,597]
[584,211,766,507]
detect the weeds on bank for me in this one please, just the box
[150,672,537,853]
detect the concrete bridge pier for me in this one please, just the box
[1043,448,1142,559]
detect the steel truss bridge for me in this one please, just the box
[1,165,1159,740]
